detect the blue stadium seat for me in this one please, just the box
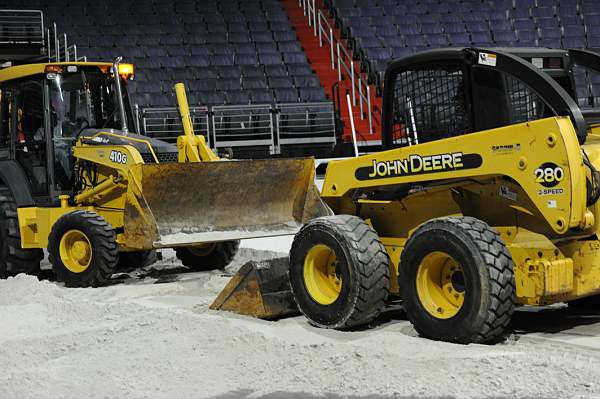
[241,65,265,77]
[242,77,268,89]
[273,30,296,41]
[517,30,537,45]
[405,35,427,47]
[235,53,259,66]
[225,91,251,105]
[564,36,586,48]
[448,33,470,46]
[195,67,218,79]
[209,54,235,66]
[421,23,444,35]
[256,42,279,54]
[171,67,196,81]
[232,43,257,54]
[265,64,288,77]
[278,41,302,52]
[287,64,313,76]
[187,57,210,68]
[259,53,283,65]
[167,46,190,57]
[216,78,242,91]
[229,33,251,43]
[466,21,489,33]
[249,89,275,104]
[471,31,494,45]
[365,47,392,60]
[218,66,242,78]
[358,36,382,48]
[393,47,412,59]
[274,88,299,103]
[283,52,308,64]
[427,34,448,47]
[190,79,217,91]
[251,31,275,42]
[198,91,226,106]
[299,88,326,102]
[268,76,294,89]
[494,30,517,45]
[293,76,321,88]
[380,35,404,47]
[444,24,467,34]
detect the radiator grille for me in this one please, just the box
[141,152,179,164]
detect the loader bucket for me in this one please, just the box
[123,158,330,250]
[210,258,299,319]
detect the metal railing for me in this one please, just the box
[212,104,275,152]
[277,102,336,145]
[140,102,337,154]
[301,0,318,37]
[0,9,44,44]
[300,0,375,135]
[142,106,210,143]
[47,22,85,62]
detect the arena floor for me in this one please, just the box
[1,238,600,399]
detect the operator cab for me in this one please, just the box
[0,62,136,206]
[382,47,599,150]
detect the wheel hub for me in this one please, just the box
[303,244,342,305]
[59,229,92,273]
[416,252,465,319]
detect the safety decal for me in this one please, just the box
[499,186,517,201]
[478,52,497,67]
[355,152,483,180]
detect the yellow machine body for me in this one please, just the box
[320,116,600,306]
[15,81,329,253]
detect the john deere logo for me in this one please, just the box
[355,152,483,180]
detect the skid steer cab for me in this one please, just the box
[0,60,330,287]
[283,47,600,344]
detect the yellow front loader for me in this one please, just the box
[0,60,329,288]
[279,48,600,344]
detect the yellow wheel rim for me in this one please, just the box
[59,229,92,273]
[188,243,216,257]
[416,251,465,319]
[303,244,342,305]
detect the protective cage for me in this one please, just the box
[381,48,589,150]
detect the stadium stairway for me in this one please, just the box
[282,0,383,147]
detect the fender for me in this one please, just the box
[0,160,34,206]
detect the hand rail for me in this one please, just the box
[0,10,44,44]
[307,2,374,135]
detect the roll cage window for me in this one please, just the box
[46,67,134,135]
[383,48,587,150]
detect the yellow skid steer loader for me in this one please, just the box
[0,59,329,287]
[218,48,600,344]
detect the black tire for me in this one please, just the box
[117,250,158,269]
[48,211,118,287]
[289,215,390,330]
[400,216,515,344]
[175,240,239,271]
[0,188,43,277]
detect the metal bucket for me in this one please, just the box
[123,158,330,250]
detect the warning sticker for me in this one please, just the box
[478,52,497,67]
[499,185,517,201]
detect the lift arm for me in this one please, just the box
[174,83,219,163]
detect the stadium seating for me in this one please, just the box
[10,0,328,108]
[325,0,600,96]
